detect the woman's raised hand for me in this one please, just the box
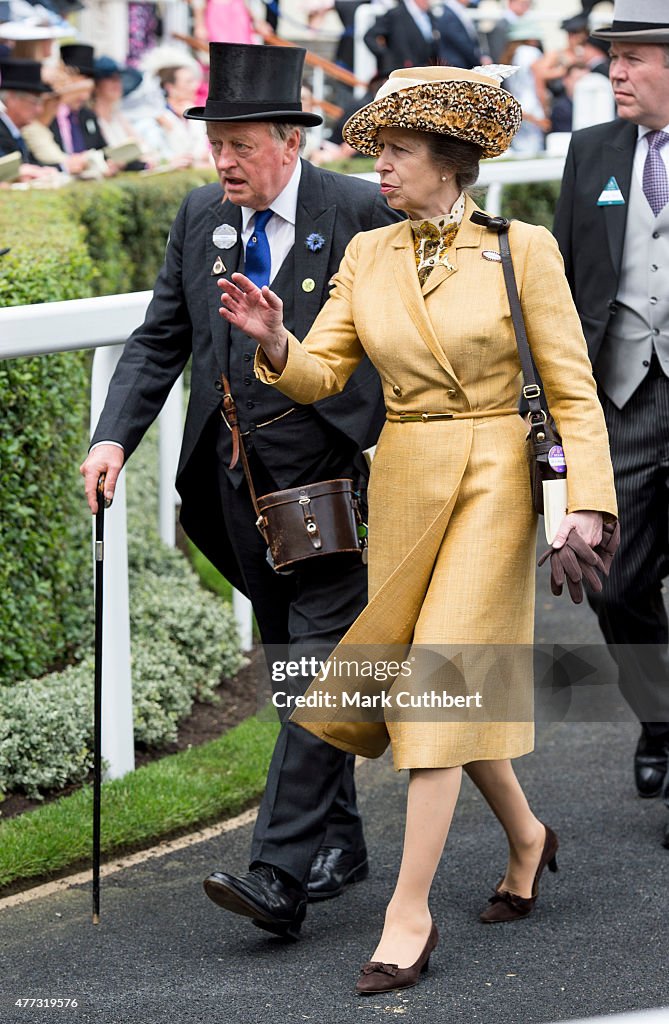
[218,273,288,369]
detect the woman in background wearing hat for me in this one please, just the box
[500,16,561,154]
[219,66,617,994]
[91,55,146,166]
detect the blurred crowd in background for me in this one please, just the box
[0,0,616,187]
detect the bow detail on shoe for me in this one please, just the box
[487,889,533,912]
[360,961,399,977]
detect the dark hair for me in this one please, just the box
[422,132,482,191]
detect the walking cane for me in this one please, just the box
[92,473,107,924]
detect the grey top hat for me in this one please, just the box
[593,0,669,42]
[183,42,322,126]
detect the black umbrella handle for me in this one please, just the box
[92,473,106,924]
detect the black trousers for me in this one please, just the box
[589,365,669,740]
[217,444,368,886]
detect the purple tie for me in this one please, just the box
[642,130,669,218]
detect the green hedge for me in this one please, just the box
[0,171,215,686]
[0,195,95,684]
[0,425,246,797]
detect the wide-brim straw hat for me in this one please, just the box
[592,0,669,42]
[343,65,522,160]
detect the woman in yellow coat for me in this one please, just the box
[219,65,618,994]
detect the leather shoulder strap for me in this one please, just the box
[470,210,545,428]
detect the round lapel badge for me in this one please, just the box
[212,224,238,249]
[302,278,316,293]
[547,445,567,473]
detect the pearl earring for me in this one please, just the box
[441,176,447,182]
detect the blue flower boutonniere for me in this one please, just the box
[305,232,325,252]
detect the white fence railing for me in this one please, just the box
[0,155,567,780]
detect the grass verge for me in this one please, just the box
[0,714,279,894]
[184,537,233,602]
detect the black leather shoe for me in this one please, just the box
[307,846,369,902]
[203,864,307,940]
[634,731,669,798]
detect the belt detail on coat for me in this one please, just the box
[387,407,520,423]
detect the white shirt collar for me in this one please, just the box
[0,109,21,138]
[241,158,302,232]
[637,124,669,142]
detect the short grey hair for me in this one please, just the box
[269,122,307,153]
[664,44,669,67]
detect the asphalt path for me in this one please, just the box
[1,556,668,1024]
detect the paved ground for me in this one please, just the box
[1,561,668,1024]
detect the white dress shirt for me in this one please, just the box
[240,158,302,284]
[633,123,669,188]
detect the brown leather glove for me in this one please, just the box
[592,519,621,576]
[538,528,607,604]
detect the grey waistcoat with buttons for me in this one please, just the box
[594,170,669,408]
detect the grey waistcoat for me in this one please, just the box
[594,169,669,408]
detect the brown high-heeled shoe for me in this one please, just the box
[355,922,439,995]
[479,824,559,924]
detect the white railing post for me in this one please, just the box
[233,590,254,652]
[90,344,135,780]
[158,375,184,548]
[483,181,504,215]
[310,66,326,148]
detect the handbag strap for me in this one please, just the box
[218,372,262,520]
[469,211,547,433]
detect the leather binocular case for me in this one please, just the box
[256,478,366,573]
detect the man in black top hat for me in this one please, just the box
[80,42,400,938]
[50,44,107,155]
[0,57,59,175]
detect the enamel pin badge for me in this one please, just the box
[211,256,226,275]
[212,224,238,249]
[597,176,625,206]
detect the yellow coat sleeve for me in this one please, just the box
[254,233,366,403]
[516,224,617,519]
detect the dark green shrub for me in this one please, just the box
[64,169,216,295]
[0,172,216,684]
[500,181,562,230]
[0,194,95,683]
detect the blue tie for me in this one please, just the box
[245,209,273,288]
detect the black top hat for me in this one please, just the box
[0,57,53,93]
[60,43,96,78]
[183,42,322,126]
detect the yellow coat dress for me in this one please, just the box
[256,196,618,769]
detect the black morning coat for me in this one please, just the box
[553,118,638,367]
[91,158,401,592]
